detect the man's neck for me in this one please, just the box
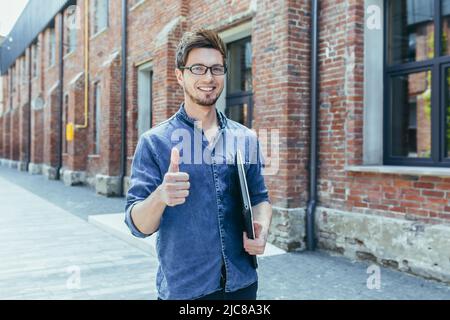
[184,100,218,130]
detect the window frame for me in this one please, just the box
[32,43,39,78]
[48,27,56,67]
[65,7,77,56]
[92,0,109,37]
[225,36,254,128]
[94,82,102,155]
[384,0,450,167]
[63,93,69,154]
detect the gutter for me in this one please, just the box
[120,0,128,196]
[306,0,319,251]
[56,13,65,180]
[27,47,32,171]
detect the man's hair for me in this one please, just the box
[175,29,227,69]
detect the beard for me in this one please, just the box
[185,85,222,107]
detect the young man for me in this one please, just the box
[125,29,272,300]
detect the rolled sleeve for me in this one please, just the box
[125,201,150,238]
[246,137,271,207]
[124,134,162,238]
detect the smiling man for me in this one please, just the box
[125,29,272,300]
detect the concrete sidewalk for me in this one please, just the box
[88,213,287,258]
[1,167,450,300]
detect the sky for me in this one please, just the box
[0,0,29,37]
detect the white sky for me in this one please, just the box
[0,0,29,37]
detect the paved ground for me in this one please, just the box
[0,165,450,300]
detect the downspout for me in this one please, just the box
[306,0,319,251]
[56,13,64,180]
[75,1,90,130]
[120,0,128,196]
[27,47,32,171]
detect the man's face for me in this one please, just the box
[176,48,225,107]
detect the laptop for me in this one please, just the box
[236,149,258,269]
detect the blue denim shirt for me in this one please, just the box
[124,103,270,300]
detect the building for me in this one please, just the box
[1,0,450,283]
[0,36,4,116]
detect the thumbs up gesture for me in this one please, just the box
[159,148,190,207]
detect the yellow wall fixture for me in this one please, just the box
[75,0,90,130]
[66,122,74,142]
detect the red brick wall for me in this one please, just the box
[30,109,44,164]
[316,0,450,225]
[10,107,20,161]
[126,0,187,174]
[253,0,312,209]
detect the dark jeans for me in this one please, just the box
[158,265,258,300]
[195,281,258,300]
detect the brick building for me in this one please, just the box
[1,0,450,283]
[0,36,4,116]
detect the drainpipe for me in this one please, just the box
[120,0,128,196]
[56,13,64,180]
[306,0,319,251]
[27,47,32,171]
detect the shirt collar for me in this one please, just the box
[176,103,227,130]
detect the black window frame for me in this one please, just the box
[384,0,450,167]
[225,36,253,128]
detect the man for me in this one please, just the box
[125,29,272,300]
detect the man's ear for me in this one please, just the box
[175,68,184,88]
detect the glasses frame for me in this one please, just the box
[179,63,228,76]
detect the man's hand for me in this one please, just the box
[158,148,190,207]
[243,222,268,256]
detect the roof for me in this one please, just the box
[0,0,75,75]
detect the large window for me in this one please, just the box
[386,0,450,166]
[32,43,39,78]
[92,0,109,35]
[48,27,56,66]
[21,57,27,84]
[226,37,253,128]
[63,94,69,154]
[65,7,77,55]
[137,64,153,137]
[94,83,101,154]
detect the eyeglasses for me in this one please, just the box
[179,64,227,76]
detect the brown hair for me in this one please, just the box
[175,29,227,69]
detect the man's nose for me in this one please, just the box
[204,68,214,79]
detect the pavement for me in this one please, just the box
[1,165,450,300]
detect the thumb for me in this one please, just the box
[168,147,180,173]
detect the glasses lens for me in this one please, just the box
[212,66,225,75]
[191,65,207,75]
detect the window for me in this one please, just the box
[92,0,109,35]
[11,66,15,93]
[386,0,450,166]
[137,64,153,136]
[225,37,253,128]
[49,28,56,66]
[9,69,13,110]
[21,57,27,84]
[94,83,101,154]
[32,43,39,77]
[65,7,77,54]
[63,94,69,154]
